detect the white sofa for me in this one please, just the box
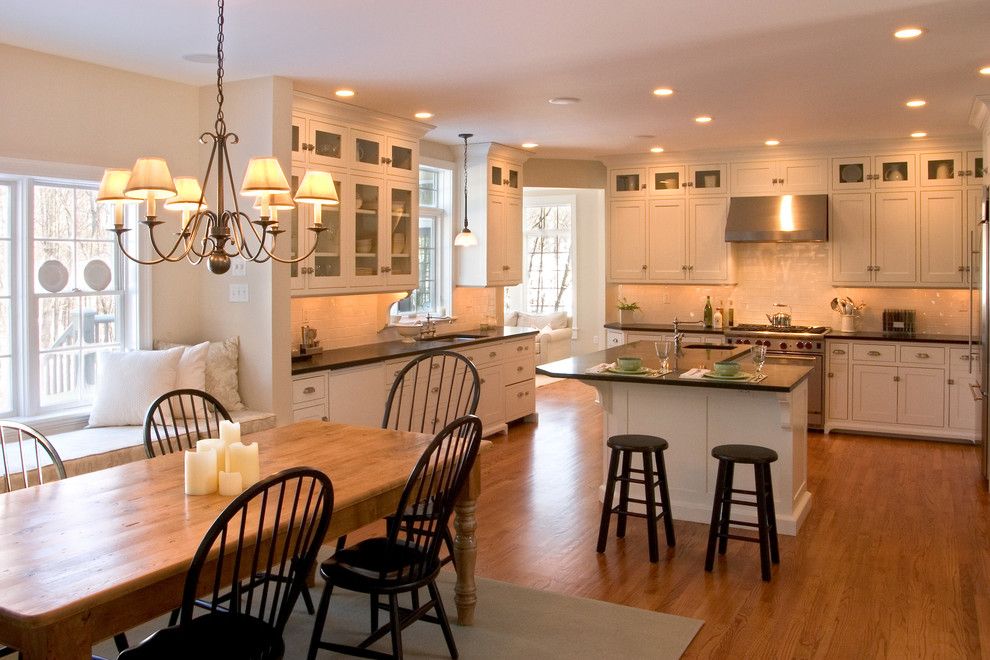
[505,311,572,365]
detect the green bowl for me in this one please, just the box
[615,356,643,371]
[713,361,741,376]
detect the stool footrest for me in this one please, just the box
[719,532,760,544]
[615,476,659,487]
[609,508,666,521]
[725,519,759,528]
[730,488,757,496]
[727,498,758,507]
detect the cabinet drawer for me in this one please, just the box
[505,380,536,421]
[292,374,327,405]
[828,343,850,363]
[606,330,625,347]
[292,401,328,423]
[852,344,896,363]
[503,355,536,386]
[505,338,535,359]
[898,345,945,365]
[461,343,503,368]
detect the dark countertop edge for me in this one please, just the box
[825,332,976,345]
[604,322,724,335]
[291,327,540,375]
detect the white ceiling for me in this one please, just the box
[2,0,988,158]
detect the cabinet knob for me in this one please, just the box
[502,265,510,271]
[431,386,440,393]
[961,354,973,361]
[832,349,846,355]
[874,266,880,271]
[893,376,901,382]
[321,416,329,422]
[948,379,955,385]
[827,373,834,378]
[682,265,687,271]
[517,346,525,352]
[489,351,497,358]
[688,265,694,271]
[480,378,486,384]
[517,366,523,372]
[915,353,930,359]
[303,386,316,394]
[642,265,648,270]
[959,266,966,272]
[868,350,882,356]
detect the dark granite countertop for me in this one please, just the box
[604,322,725,335]
[826,331,975,345]
[291,326,539,375]
[537,340,812,393]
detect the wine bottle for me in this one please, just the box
[727,300,735,327]
[703,296,713,328]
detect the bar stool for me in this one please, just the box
[704,444,780,582]
[596,434,675,563]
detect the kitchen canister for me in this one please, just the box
[840,314,856,333]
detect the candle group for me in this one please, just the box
[183,421,260,496]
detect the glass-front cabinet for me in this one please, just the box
[611,168,646,197]
[387,137,418,179]
[352,130,385,176]
[289,170,346,292]
[832,156,872,189]
[291,115,347,169]
[649,166,683,196]
[920,152,962,188]
[873,154,914,188]
[386,182,418,288]
[352,178,383,285]
[488,159,521,196]
[688,163,728,194]
[832,155,916,189]
[966,151,985,183]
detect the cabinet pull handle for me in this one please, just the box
[642,265,648,270]
[958,266,966,272]
[893,376,901,382]
[948,379,955,385]
[867,350,882,356]
[832,349,846,355]
[961,354,972,361]
[517,366,523,372]
[480,378,486,384]
[915,353,930,359]
[688,265,694,271]
[517,346,525,352]
[321,416,329,422]
[303,386,316,394]
[971,383,985,401]
[489,351,497,358]
[874,266,880,271]
[517,392,525,398]
[431,387,440,393]
[827,372,834,378]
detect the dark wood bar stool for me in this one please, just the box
[704,444,780,582]
[596,434,675,563]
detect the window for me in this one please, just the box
[395,165,452,317]
[516,199,574,314]
[0,174,136,418]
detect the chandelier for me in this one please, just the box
[96,0,337,274]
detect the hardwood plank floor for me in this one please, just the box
[474,379,990,658]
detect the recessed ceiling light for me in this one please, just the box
[548,97,581,105]
[694,116,713,124]
[182,53,215,64]
[650,147,664,153]
[905,99,926,108]
[980,66,990,76]
[893,27,925,39]
[335,89,355,98]
[910,131,928,138]
[652,88,674,97]
[521,142,539,149]
[764,139,780,146]
[414,112,433,119]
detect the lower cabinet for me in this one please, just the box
[826,339,974,441]
[291,372,329,422]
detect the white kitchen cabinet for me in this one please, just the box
[832,157,872,190]
[873,191,917,284]
[291,372,329,422]
[455,143,528,287]
[289,170,349,293]
[830,193,873,284]
[688,197,731,281]
[852,364,899,424]
[646,163,726,196]
[920,152,963,188]
[687,163,729,195]
[475,365,504,430]
[730,158,826,195]
[292,114,348,168]
[897,367,946,427]
[608,200,648,280]
[948,348,981,432]
[919,190,965,285]
[965,150,985,184]
[612,168,647,197]
[873,154,915,189]
[833,154,917,190]
[647,199,687,280]
[826,343,849,421]
[649,165,685,196]
[606,330,626,347]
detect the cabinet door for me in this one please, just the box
[308,173,347,291]
[874,154,915,189]
[649,166,685,196]
[385,182,417,288]
[919,190,964,285]
[832,156,872,190]
[352,129,385,175]
[293,402,328,423]
[606,330,626,346]
[897,367,945,427]
[647,199,687,280]
[490,160,522,197]
[852,364,898,424]
[688,163,728,195]
[351,178,386,286]
[688,197,729,281]
[328,363,386,427]
[778,158,826,193]
[830,193,873,284]
[920,152,962,188]
[948,348,981,432]
[730,161,774,195]
[502,195,523,284]
[486,195,507,283]
[608,200,648,280]
[309,119,347,168]
[476,365,504,430]
[386,136,417,180]
[611,168,647,197]
[287,170,306,291]
[291,115,307,167]
[874,191,917,284]
[967,187,984,285]
[966,150,985,184]
[827,343,850,421]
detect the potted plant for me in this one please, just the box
[617,297,640,325]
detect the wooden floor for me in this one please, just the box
[473,379,990,658]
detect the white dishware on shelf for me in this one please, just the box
[356,238,374,253]
[840,163,862,183]
[392,234,406,254]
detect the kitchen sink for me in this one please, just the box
[683,343,737,350]
[417,334,486,342]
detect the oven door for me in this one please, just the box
[764,352,824,429]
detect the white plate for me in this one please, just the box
[606,366,650,375]
[83,259,112,291]
[840,163,862,183]
[38,260,69,293]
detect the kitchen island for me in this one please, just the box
[538,341,813,534]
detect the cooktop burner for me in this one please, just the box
[728,324,830,335]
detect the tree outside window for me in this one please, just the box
[520,202,573,314]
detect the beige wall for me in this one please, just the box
[523,158,606,189]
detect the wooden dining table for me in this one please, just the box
[0,420,484,660]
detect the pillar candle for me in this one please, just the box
[218,471,243,497]
[219,420,241,447]
[226,442,260,487]
[196,438,226,474]
[184,450,218,495]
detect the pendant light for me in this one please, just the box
[454,133,478,247]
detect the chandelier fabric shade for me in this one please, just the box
[294,171,339,205]
[240,157,291,197]
[123,157,177,201]
[164,177,207,212]
[97,168,140,229]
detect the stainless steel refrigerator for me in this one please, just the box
[977,185,990,484]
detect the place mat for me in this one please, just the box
[679,368,711,379]
[585,363,670,378]
[701,371,753,381]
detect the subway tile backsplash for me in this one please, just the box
[608,243,977,336]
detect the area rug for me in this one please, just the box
[95,571,703,659]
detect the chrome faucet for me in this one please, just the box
[418,314,438,339]
[672,317,705,354]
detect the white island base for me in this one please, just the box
[587,379,811,536]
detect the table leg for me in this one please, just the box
[18,619,92,660]
[453,460,480,626]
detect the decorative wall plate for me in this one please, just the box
[38,260,69,293]
[83,259,112,291]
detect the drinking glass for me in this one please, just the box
[655,340,672,371]
[752,344,767,375]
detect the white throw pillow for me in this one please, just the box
[539,324,554,336]
[88,347,185,427]
[176,341,209,391]
[154,337,245,411]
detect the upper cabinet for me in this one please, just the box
[647,163,728,196]
[289,94,431,297]
[832,154,915,190]
[611,168,648,197]
[455,143,530,287]
[965,150,985,184]
[920,152,963,188]
[730,158,827,195]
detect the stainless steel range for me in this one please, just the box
[724,324,829,429]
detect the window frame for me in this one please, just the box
[513,194,577,316]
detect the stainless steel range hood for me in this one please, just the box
[724,194,828,242]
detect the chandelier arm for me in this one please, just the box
[222,210,266,260]
[146,222,194,261]
[111,229,170,266]
[264,228,329,264]
[219,135,270,257]
[183,211,220,259]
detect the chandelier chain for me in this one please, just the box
[215,0,226,133]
